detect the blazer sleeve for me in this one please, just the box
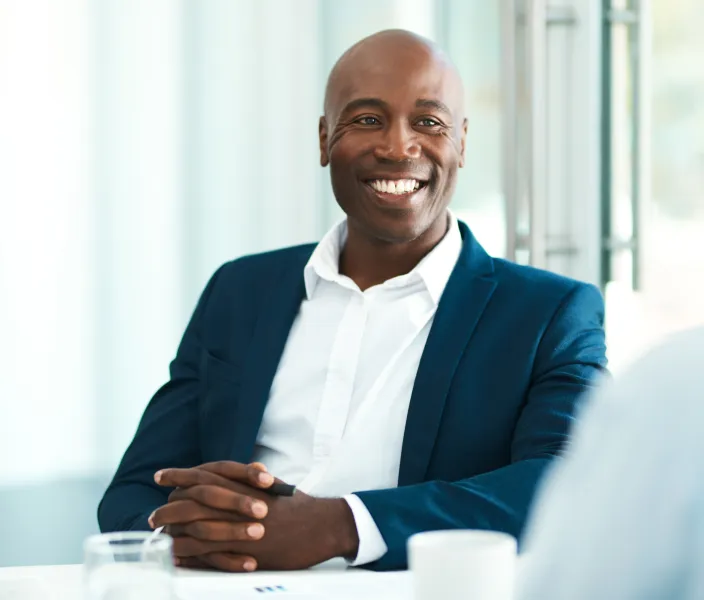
[354,283,608,571]
[97,265,224,533]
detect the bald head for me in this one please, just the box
[318,29,468,246]
[324,29,465,122]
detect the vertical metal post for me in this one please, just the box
[501,0,519,262]
[526,0,549,269]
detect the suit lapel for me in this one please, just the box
[230,249,310,461]
[398,223,497,486]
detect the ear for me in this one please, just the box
[319,116,330,167]
[459,118,468,168]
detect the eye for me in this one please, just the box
[354,116,381,126]
[417,117,441,127]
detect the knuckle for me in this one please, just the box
[202,461,228,477]
[202,487,219,506]
[187,521,207,538]
[237,494,253,515]
[231,523,249,540]
[192,485,209,503]
[170,487,190,502]
[184,499,202,515]
[154,505,177,525]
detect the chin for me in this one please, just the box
[341,195,441,244]
[365,215,428,245]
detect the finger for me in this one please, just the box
[155,467,235,490]
[166,479,260,505]
[165,486,267,519]
[172,536,246,558]
[169,520,265,542]
[149,500,251,528]
[201,552,257,573]
[198,461,275,489]
[175,555,213,570]
[164,473,247,503]
[156,464,275,494]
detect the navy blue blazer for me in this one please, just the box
[98,221,607,571]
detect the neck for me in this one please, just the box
[339,212,450,291]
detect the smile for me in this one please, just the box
[365,179,427,195]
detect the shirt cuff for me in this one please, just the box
[343,494,388,566]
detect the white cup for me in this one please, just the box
[408,530,517,600]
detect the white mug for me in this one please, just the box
[408,530,517,600]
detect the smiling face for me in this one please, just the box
[320,31,467,244]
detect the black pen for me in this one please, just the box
[264,482,296,497]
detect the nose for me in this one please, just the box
[373,121,421,162]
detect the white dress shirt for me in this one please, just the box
[519,327,704,600]
[250,212,462,565]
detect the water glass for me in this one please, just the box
[84,532,174,600]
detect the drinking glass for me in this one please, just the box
[83,532,174,600]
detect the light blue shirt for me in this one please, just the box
[519,327,704,600]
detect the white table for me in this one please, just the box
[0,562,412,599]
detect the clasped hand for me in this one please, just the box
[149,461,358,571]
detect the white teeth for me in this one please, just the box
[369,179,422,195]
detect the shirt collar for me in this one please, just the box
[304,211,462,305]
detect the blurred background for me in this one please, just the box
[0,0,701,566]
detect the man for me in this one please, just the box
[98,29,607,572]
[519,327,704,599]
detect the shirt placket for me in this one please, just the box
[298,291,368,493]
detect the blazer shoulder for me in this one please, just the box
[491,257,602,304]
[216,242,317,283]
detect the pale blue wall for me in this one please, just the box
[0,476,110,566]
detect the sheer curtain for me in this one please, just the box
[0,0,439,566]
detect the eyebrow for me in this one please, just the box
[340,97,390,115]
[415,98,452,116]
[339,97,453,117]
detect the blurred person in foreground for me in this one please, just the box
[99,29,607,572]
[519,327,704,599]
